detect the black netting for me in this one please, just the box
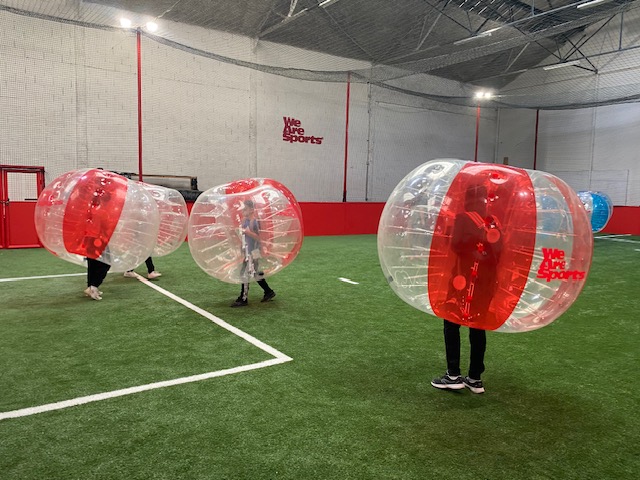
[2,0,640,109]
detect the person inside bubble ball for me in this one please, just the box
[124,257,162,280]
[231,199,276,307]
[82,183,112,301]
[432,182,503,394]
[85,258,110,301]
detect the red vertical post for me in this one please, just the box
[342,72,351,202]
[137,29,143,182]
[533,109,540,170]
[474,104,481,162]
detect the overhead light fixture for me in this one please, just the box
[577,0,610,9]
[119,18,132,28]
[146,21,158,32]
[475,91,494,100]
[453,32,492,46]
[543,60,581,70]
[319,0,341,7]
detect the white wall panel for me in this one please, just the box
[255,74,347,202]
[496,108,536,169]
[368,94,496,202]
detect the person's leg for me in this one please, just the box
[144,257,156,273]
[85,259,106,300]
[94,261,111,288]
[468,327,486,380]
[87,259,95,287]
[257,279,276,301]
[230,282,249,307]
[146,257,162,278]
[444,320,462,377]
[431,319,464,390]
[145,257,155,274]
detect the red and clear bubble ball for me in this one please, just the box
[377,159,593,332]
[35,169,160,272]
[139,183,189,257]
[188,178,304,283]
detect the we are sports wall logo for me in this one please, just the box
[282,117,323,145]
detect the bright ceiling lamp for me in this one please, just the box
[119,17,132,28]
[475,91,494,100]
[543,60,581,70]
[146,21,158,32]
[577,0,611,9]
[454,31,492,45]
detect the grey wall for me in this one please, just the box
[497,105,640,205]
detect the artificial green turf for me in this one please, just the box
[0,235,638,479]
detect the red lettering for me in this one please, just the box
[283,117,300,127]
[282,118,322,145]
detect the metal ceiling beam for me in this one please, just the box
[469,41,640,84]
[564,13,618,58]
[320,6,377,60]
[422,0,475,34]
[503,42,530,72]
[257,0,345,38]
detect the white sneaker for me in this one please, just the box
[123,271,137,278]
[84,286,102,300]
[147,271,162,279]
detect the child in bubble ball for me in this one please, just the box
[231,199,276,307]
[431,183,503,394]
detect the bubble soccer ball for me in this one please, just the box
[577,191,613,233]
[35,169,160,272]
[378,159,593,333]
[139,183,189,257]
[188,178,303,283]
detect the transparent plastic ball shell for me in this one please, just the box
[377,159,593,333]
[578,190,613,233]
[139,183,189,257]
[188,178,304,283]
[35,169,160,272]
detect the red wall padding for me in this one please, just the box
[298,202,385,236]
[6,202,639,249]
[602,206,640,236]
[188,201,640,237]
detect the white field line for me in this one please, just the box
[595,235,640,244]
[135,274,291,361]
[0,273,292,421]
[0,272,85,282]
[595,234,631,239]
[338,277,359,285]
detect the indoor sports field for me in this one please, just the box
[1,234,638,480]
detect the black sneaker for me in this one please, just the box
[431,373,464,390]
[463,376,485,394]
[261,291,276,303]
[231,299,248,307]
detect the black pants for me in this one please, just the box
[145,257,155,274]
[87,258,111,288]
[443,319,486,380]
[238,258,272,301]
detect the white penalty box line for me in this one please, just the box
[0,273,292,421]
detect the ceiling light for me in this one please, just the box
[543,60,581,70]
[319,0,341,7]
[475,91,494,100]
[119,18,132,28]
[453,32,492,46]
[577,0,610,9]
[146,21,158,32]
